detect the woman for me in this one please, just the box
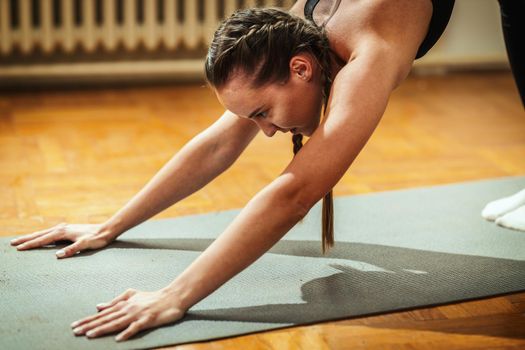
[9,0,524,342]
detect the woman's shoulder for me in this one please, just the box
[290,0,433,65]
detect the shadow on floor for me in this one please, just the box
[90,238,525,341]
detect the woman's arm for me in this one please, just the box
[100,110,260,239]
[12,110,259,257]
[165,46,406,311]
[71,45,412,341]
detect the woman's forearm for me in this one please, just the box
[99,113,257,239]
[162,174,308,311]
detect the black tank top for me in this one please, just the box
[304,0,455,59]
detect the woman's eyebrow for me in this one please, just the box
[247,106,263,119]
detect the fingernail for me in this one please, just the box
[73,327,82,334]
[56,250,65,258]
[71,321,79,328]
[86,330,95,337]
[16,244,25,250]
[10,239,18,245]
[115,335,123,342]
[96,303,107,308]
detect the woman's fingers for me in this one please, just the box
[84,315,134,339]
[96,289,136,311]
[72,288,185,342]
[56,230,110,258]
[15,231,62,251]
[56,240,85,259]
[71,289,136,328]
[12,223,113,258]
[10,227,54,247]
[115,317,152,342]
[73,310,126,335]
[71,302,124,328]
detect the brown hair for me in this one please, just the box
[205,7,334,254]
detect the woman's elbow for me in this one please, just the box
[269,175,315,220]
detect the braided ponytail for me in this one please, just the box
[292,134,334,254]
[206,7,335,253]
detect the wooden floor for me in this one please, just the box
[1,71,524,349]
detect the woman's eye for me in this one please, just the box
[256,111,267,118]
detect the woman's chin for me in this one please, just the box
[293,128,304,136]
[302,125,317,137]
[291,121,319,137]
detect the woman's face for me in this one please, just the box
[215,55,325,137]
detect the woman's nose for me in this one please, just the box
[255,120,278,137]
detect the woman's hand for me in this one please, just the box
[10,223,116,259]
[71,288,187,342]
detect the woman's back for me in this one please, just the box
[289,0,442,82]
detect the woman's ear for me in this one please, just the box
[289,54,314,81]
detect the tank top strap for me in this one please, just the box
[304,0,322,22]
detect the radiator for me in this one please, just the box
[0,0,294,86]
[0,0,508,86]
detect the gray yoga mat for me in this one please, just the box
[1,175,525,350]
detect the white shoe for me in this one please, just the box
[495,205,525,232]
[481,189,525,221]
